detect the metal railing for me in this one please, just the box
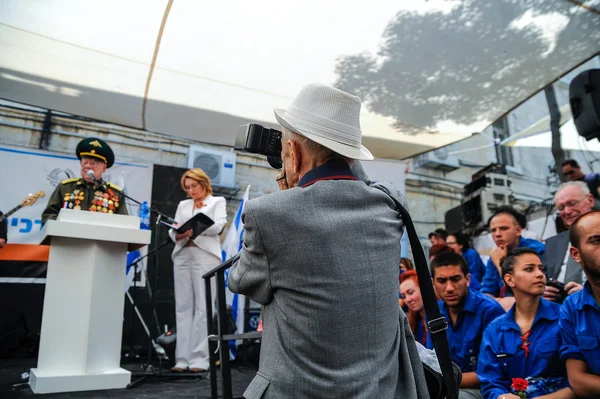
[202,255,262,399]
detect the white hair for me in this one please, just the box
[555,181,590,200]
[281,126,337,161]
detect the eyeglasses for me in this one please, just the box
[557,195,589,212]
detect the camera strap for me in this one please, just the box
[372,181,459,399]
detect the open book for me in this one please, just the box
[166,212,215,240]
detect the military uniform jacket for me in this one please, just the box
[42,178,128,225]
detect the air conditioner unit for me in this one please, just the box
[187,146,236,188]
[413,148,460,172]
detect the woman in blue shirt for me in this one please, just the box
[447,231,485,290]
[478,248,573,399]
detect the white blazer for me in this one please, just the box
[169,195,227,261]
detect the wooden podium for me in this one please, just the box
[29,209,151,394]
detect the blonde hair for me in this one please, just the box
[181,168,213,196]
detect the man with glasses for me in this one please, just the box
[543,181,594,303]
[561,159,600,200]
[42,137,127,224]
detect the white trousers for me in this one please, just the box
[172,245,220,369]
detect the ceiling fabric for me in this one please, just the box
[1,0,599,159]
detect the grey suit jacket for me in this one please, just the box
[229,179,428,399]
[543,231,570,280]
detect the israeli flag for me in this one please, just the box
[119,177,147,292]
[221,185,251,357]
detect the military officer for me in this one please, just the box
[41,137,128,225]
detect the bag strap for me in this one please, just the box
[374,182,459,399]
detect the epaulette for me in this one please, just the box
[61,177,80,184]
[106,182,123,192]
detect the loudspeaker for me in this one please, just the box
[570,69,600,141]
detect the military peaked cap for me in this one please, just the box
[76,137,115,168]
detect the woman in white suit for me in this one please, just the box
[169,168,227,372]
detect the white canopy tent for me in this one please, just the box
[501,103,600,152]
[1,0,599,159]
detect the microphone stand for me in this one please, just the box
[126,236,171,359]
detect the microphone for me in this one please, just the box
[86,169,103,185]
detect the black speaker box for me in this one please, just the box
[570,69,600,141]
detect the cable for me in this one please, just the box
[578,135,600,171]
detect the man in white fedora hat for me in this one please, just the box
[230,83,428,398]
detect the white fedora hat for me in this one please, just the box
[274,83,373,160]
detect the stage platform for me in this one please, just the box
[0,358,256,398]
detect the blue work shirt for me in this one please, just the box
[560,281,600,375]
[427,288,505,372]
[481,237,546,297]
[463,248,485,291]
[478,299,567,399]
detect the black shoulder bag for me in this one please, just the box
[374,182,461,399]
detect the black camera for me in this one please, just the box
[234,124,283,169]
[547,278,567,302]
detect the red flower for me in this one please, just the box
[511,378,528,392]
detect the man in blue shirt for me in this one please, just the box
[481,207,545,302]
[430,252,505,399]
[560,210,600,398]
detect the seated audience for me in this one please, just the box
[447,231,485,291]
[543,182,592,303]
[400,270,429,346]
[400,257,414,274]
[429,228,448,246]
[429,244,454,262]
[430,252,505,399]
[481,207,545,310]
[560,211,600,398]
[478,248,572,399]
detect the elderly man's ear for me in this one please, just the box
[289,140,301,174]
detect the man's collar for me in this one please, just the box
[441,288,475,316]
[298,158,357,188]
[460,289,477,313]
[577,281,600,310]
